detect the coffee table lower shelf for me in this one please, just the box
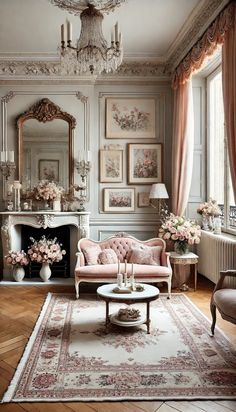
[110,312,146,328]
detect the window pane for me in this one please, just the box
[209,72,224,205]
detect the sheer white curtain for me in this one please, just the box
[171,80,194,216]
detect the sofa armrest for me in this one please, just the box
[161,251,172,270]
[75,252,85,270]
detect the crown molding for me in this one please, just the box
[0,0,231,80]
[166,0,231,71]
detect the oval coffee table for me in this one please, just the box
[97,283,159,334]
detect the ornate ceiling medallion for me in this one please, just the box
[48,0,126,15]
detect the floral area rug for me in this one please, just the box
[2,293,236,402]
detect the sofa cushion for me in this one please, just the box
[128,244,162,265]
[98,249,118,265]
[75,263,170,278]
[214,289,236,321]
[82,244,101,265]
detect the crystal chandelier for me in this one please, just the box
[60,3,123,75]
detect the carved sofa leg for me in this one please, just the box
[75,279,80,299]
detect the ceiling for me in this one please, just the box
[0,0,229,77]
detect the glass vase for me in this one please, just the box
[174,241,189,255]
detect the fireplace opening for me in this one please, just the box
[21,226,70,278]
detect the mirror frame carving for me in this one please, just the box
[16,98,76,190]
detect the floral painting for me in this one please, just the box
[39,160,59,182]
[103,188,135,212]
[128,144,162,184]
[100,149,123,182]
[106,98,156,138]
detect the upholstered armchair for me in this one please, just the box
[210,270,236,335]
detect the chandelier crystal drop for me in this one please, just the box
[60,4,123,75]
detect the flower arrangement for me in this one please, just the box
[30,180,64,201]
[197,199,222,216]
[5,250,29,266]
[28,236,66,264]
[158,213,201,254]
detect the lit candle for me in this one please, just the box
[115,22,119,43]
[67,21,72,42]
[61,24,65,43]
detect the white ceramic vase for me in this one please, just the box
[13,265,25,282]
[39,262,51,282]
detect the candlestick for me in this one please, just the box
[67,21,72,42]
[118,260,120,274]
[115,22,118,43]
[124,259,127,274]
[117,273,123,287]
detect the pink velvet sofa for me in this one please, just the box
[74,233,172,299]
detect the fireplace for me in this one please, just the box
[21,226,70,278]
[0,211,90,281]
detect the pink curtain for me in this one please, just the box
[171,80,194,215]
[222,14,236,202]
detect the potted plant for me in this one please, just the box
[30,180,64,210]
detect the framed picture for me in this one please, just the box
[106,98,156,138]
[38,159,59,182]
[138,192,150,207]
[128,143,162,184]
[103,187,135,213]
[100,149,123,182]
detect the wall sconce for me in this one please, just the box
[149,183,169,216]
[0,151,16,180]
[74,151,92,211]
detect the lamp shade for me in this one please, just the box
[149,183,169,199]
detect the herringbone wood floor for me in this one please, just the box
[0,276,235,412]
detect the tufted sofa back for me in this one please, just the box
[78,235,167,266]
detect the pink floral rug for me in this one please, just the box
[2,293,236,402]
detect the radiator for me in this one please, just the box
[197,231,236,287]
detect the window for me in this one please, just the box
[207,69,236,232]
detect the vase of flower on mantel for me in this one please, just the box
[28,236,66,282]
[30,180,64,211]
[5,250,29,282]
[158,213,201,255]
[197,198,222,233]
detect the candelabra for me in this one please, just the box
[74,155,92,211]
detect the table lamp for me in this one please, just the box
[149,183,169,215]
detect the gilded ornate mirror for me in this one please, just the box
[16,98,76,191]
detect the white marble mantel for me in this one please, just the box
[0,211,90,280]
